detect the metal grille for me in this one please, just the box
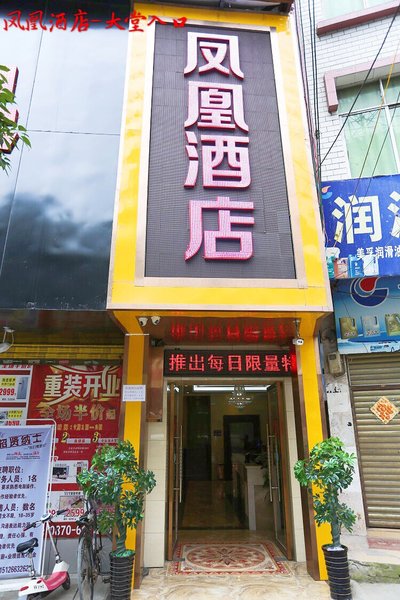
[348,354,400,528]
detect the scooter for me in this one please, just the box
[17,508,71,599]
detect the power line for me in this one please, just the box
[319,2,400,170]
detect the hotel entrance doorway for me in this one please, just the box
[166,381,293,561]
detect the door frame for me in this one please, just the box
[165,376,295,560]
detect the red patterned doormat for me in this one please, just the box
[167,542,291,576]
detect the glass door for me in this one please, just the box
[267,383,293,558]
[166,383,183,560]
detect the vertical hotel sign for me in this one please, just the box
[183,33,253,261]
[144,25,295,280]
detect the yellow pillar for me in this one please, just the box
[121,333,149,584]
[297,335,331,579]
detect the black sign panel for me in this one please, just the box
[145,25,295,279]
[164,349,295,377]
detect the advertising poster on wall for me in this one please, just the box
[27,364,122,536]
[0,365,33,426]
[0,425,53,579]
[333,276,400,353]
[321,175,400,279]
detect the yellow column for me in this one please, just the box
[121,333,148,580]
[298,335,331,580]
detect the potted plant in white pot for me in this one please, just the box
[77,440,156,600]
[294,437,356,600]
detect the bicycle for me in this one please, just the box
[17,508,71,599]
[76,497,109,600]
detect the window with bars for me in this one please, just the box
[337,76,400,177]
[321,0,390,20]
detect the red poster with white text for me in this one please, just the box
[27,364,122,536]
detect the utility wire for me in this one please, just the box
[319,1,400,170]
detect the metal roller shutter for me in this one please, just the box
[348,354,400,529]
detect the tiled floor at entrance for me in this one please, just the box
[181,481,244,529]
[132,560,331,599]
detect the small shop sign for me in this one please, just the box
[370,396,399,424]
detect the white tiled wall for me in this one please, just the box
[284,379,306,562]
[143,393,168,568]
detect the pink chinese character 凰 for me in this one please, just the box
[185,82,248,132]
[185,32,244,79]
[185,196,254,261]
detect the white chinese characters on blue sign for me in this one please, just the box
[322,175,400,278]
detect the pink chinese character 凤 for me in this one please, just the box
[4,11,25,30]
[185,196,254,261]
[185,32,244,79]
[184,133,250,189]
[185,82,248,132]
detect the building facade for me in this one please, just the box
[297,0,400,550]
[0,0,339,589]
[109,0,333,585]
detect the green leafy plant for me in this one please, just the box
[294,437,356,549]
[77,440,156,556]
[0,65,31,171]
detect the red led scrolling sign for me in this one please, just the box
[164,350,297,377]
[0,67,19,153]
[183,31,253,262]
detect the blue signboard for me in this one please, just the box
[321,175,400,279]
[334,276,400,353]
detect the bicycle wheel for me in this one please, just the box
[77,536,94,600]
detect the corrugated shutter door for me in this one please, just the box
[348,354,400,529]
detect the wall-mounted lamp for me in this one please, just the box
[138,317,148,327]
[151,316,161,325]
[0,327,14,353]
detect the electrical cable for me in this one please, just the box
[319,1,400,170]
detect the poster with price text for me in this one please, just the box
[27,365,122,536]
[0,365,33,426]
[0,425,53,579]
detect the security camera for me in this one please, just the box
[292,337,304,346]
[151,316,161,326]
[138,317,148,327]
